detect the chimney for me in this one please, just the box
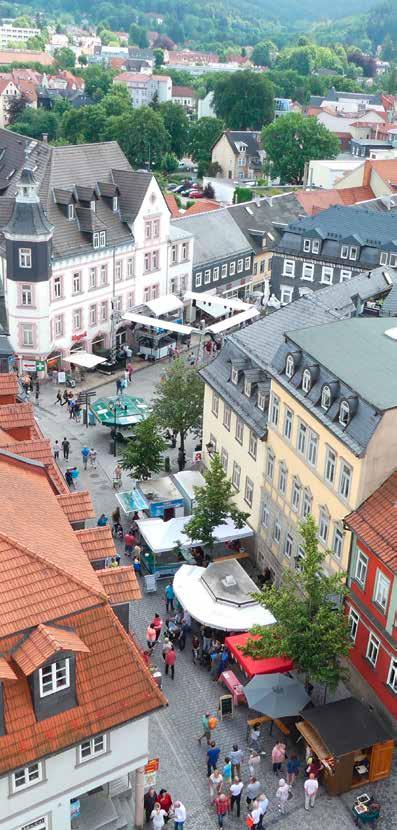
[42,133,48,143]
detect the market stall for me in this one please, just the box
[296,698,394,795]
[173,559,274,631]
[224,632,293,679]
[172,469,205,513]
[122,312,194,361]
[139,477,185,519]
[65,351,107,370]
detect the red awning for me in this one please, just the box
[225,632,293,679]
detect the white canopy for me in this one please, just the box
[184,291,249,313]
[206,306,259,334]
[173,563,274,631]
[65,351,107,368]
[137,515,253,554]
[123,312,194,336]
[145,294,184,316]
[173,470,205,502]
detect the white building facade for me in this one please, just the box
[113,72,172,108]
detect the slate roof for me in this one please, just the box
[345,471,397,572]
[227,193,305,254]
[173,209,253,267]
[285,204,397,245]
[223,130,261,159]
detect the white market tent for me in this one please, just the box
[122,312,194,336]
[144,294,184,316]
[173,561,274,631]
[206,306,259,334]
[173,470,205,502]
[65,351,107,368]
[184,291,249,315]
[137,515,253,554]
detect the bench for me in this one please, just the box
[215,551,250,563]
[246,714,290,737]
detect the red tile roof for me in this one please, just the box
[172,85,196,97]
[296,190,345,215]
[0,373,17,398]
[75,526,116,561]
[165,193,180,218]
[183,199,221,216]
[0,402,34,429]
[1,438,68,493]
[0,49,54,66]
[57,490,95,523]
[13,623,90,675]
[338,186,374,204]
[0,657,17,681]
[97,566,141,603]
[345,471,397,572]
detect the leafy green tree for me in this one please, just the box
[100,84,131,117]
[10,108,59,141]
[188,116,224,169]
[129,23,148,48]
[213,71,274,130]
[78,54,88,66]
[152,358,204,459]
[83,66,116,101]
[54,47,76,72]
[252,40,276,67]
[160,101,190,158]
[119,415,166,480]
[154,48,164,68]
[184,453,249,552]
[233,186,253,203]
[161,151,178,173]
[244,516,350,691]
[26,35,46,50]
[262,112,339,184]
[14,15,32,28]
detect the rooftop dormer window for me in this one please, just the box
[113,196,118,212]
[68,203,74,220]
[39,658,70,698]
[244,379,252,397]
[350,246,358,261]
[321,384,331,411]
[302,369,312,394]
[341,245,349,259]
[285,354,295,379]
[231,367,239,385]
[303,238,311,252]
[339,399,350,426]
[312,240,320,254]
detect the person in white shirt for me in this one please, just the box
[258,792,269,819]
[304,773,319,810]
[173,800,186,829]
[276,778,290,814]
[250,801,262,828]
[249,750,261,776]
[150,803,167,829]
[229,778,244,817]
[230,744,244,778]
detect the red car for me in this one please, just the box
[188,189,204,198]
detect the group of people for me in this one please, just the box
[54,388,82,420]
[115,363,134,395]
[144,787,186,829]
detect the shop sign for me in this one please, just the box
[144,758,159,788]
[22,359,36,372]
[72,332,87,342]
[35,360,46,371]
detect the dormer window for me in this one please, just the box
[100,231,106,247]
[339,399,350,426]
[350,246,358,260]
[302,369,312,393]
[112,196,118,212]
[90,200,96,212]
[244,379,252,397]
[312,240,320,254]
[68,203,74,220]
[285,354,295,379]
[341,245,349,259]
[19,247,32,269]
[257,390,266,411]
[231,367,239,385]
[321,384,331,411]
[380,252,388,265]
[39,658,70,698]
[303,239,311,252]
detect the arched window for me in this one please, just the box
[339,400,350,426]
[285,354,294,378]
[321,385,331,411]
[302,369,312,393]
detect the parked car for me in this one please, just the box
[189,190,204,198]
[167,183,179,191]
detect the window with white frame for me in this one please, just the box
[114,295,122,312]
[341,245,349,259]
[229,261,236,276]
[324,446,336,485]
[232,461,241,490]
[195,272,202,287]
[339,461,352,500]
[152,250,159,270]
[262,502,269,528]
[340,269,351,283]
[312,239,320,254]
[244,476,254,507]
[303,239,311,252]
[283,407,293,440]
[39,658,70,697]
[284,532,293,558]
[12,762,43,792]
[22,324,33,347]
[332,524,344,559]
[209,434,217,452]
[248,431,257,459]
[204,269,211,284]
[145,220,152,239]
[390,254,397,267]
[72,272,81,294]
[257,389,266,411]
[72,308,82,331]
[89,305,97,326]
[302,262,314,281]
[235,417,244,444]
[54,314,63,337]
[181,242,188,260]
[297,421,307,455]
[295,545,305,570]
[285,354,295,379]
[212,391,219,417]
[169,276,178,294]
[19,247,31,268]
[20,817,48,830]
[273,519,281,544]
[144,252,151,273]
[244,378,251,397]
[115,261,122,282]
[153,219,160,238]
[270,393,279,427]
[100,264,107,285]
[21,284,32,305]
[220,447,228,473]
[321,385,331,411]
[223,404,231,430]
[282,259,295,277]
[307,430,318,467]
[127,257,135,278]
[321,266,333,285]
[237,259,243,273]
[90,200,96,213]
[68,203,74,220]
[318,507,329,545]
[245,256,251,270]
[53,275,62,298]
[278,462,287,496]
[366,632,379,667]
[79,734,106,762]
[280,285,293,305]
[171,245,178,264]
[387,658,397,693]
[373,570,390,613]
[302,488,312,518]
[231,367,239,385]
[127,292,135,310]
[355,549,368,587]
[339,400,350,426]
[112,196,118,212]
[221,263,228,278]
[291,479,301,512]
[100,301,108,322]
[89,267,96,289]
[350,246,358,260]
[302,368,312,393]
[213,266,219,281]
[93,232,99,249]
[266,448,274,481]
[348,607,359,642]
[99,231,106,246]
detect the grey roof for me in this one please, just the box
[173,209,253,267]
[223,130,261,159]
[4,165,53,238]
[380,281,397,316]
[112,168,152,224]
[326,87,382,104]
[227,193,305,254]
[285,205,397,246]
[351,139,392,147]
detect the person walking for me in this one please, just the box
[229,778,243,818]
[214,793,229,828]
[81,445,90,470]
[89,447,97,469]
[223,757,232,787]
[116,377,122,395]
[276,779,289,815]
[250,800,263,829]
[54,389,62,405]
[257,793,269,828]
[192,633,200,664]
[209,769,223,803]
[146,623,157,650]
[173,801,186,830]
[53,440,60,460]
[198,712,212,745]
[246,777,261,807]
[165,582,174,613]
[287,754,300,787]
[150,803,167,830]
[271,741,286,775]
[124,530,136,556]
[151,613,163,641]
[144,788,158,824]
[127,361,134,382]
[207,741,221,777]
[61,389,69,406]
[249,750,261,777]
[164,645,176,679]
[62,437,70,460]
[65,469,74,489]
[304,773,318,810]
[230,744,244,779]
[249,723,261,753]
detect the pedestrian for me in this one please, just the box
[229,778,243,818]
[276,778,289,815]
[124,530,135,556]
[127,361,134,382]
[198,712,212,745]
[249,723,261,753]
[53,440,60,460]
[250,800,263,829]
[89,447,97,468]
[124,368,129,385]
[246,777,261,807]
[192,633,200,664]
[116,377,122,395]
[249,750,261,777]
[144,788,158,824]
[62,389,68,406]
[201,625,212,654]
[257,793,269,828]
[158,789,172,821]
[214,793,229,828]
[209,768,223,803]
[207,741,220,777]
[114,463,122,484]
[109,556,119,568]
[210,649,222,680]
[230,744,244,779]
[150,803,167,830]
[146,623,157,650]
[97,513,108,526]
[271,741,286,775]
[120,377,127,394]
[65,469,74,489]
[223,757,232,786]
[54,389,62,405]
[165,582,174,613]
[287,753,300,787]
[304,773,318,811]
[62,437,70,460]
[74,403,81,423]
[173,800,186,830]
[81,445,90,470]
[68,398,75,419]
[164,645,176,679]
[162,637,172,661]
[306,755,323,779]
[151,613,163,641]
[133,555,142,575]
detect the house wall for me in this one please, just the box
[370,168,393,197]
[357,408,397,506]
[212,135,237,180]
[270,252,361,305]
[0,717,149,830]
[192,252,253,295]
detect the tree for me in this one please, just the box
[261,112,340,184]
[54,47,76,72]
[161,151,178,173]
[213,71,274,130]
[160,101,190,158]
[184,453,249,552]
[10,108,59,141]
[244,516,351,691]
[188,116,224,169]
[108,106,170,169]
[26,35,46,50]
[7,92,29,124]
[129,23,148,48]
[252,40,276,67]
[152,358,204,462]
[233,186,253,203]
[78,54,88,66]
[154,48,164,68]
[83,66,116,101]
[119,415,166,480]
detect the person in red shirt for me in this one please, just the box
[215,793,230,828]
[151,613,163,641]
[165,645,176,679]
[124,531,136,556]
[158,789,172,818]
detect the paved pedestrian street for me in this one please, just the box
[34,367,396,830]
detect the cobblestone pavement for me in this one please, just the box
[34,366,397,830]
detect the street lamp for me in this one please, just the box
[109,401,118,458]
